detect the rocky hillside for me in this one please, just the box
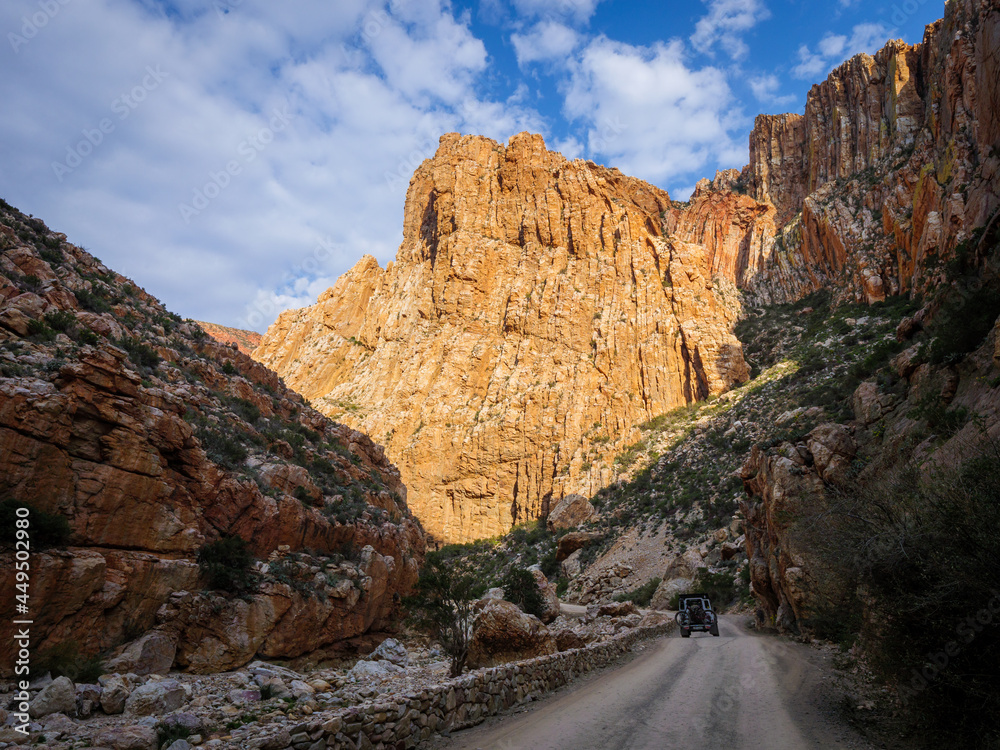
[670,0,998,306]
[255,0,997,548]
[255,132,749,544]
[194,321,262,356]
[0,200,425,676]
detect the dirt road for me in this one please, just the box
[432,616,872,750]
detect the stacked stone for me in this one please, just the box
[228,623,673,750]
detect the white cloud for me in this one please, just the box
[0,0,544,331]
[510,0,606,24]
[792,22,891,79]
[511,21,580,66]
[748,73,796,107]
[690,0,771,60]
[563,37,745,185]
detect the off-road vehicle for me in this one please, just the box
[675,593,720,637]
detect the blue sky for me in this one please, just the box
[0,0,942,331]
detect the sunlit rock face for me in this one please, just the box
[256,132,749,543]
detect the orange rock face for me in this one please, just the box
[670,0,998,307]
[255,133,749,543]
[194,321,262,356]
[0,206,424,675]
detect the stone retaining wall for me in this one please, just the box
[229,622,674,750]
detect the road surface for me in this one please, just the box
[431,615,872,750]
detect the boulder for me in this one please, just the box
[649,578,693,611]
[545,494,596,532]
[159,712,202,737]
[467,599,557,669]
[288,679,315,699]
[720,541,743,561]
[806,423,856,484]
[556,531,603,562]
[29,675,76,718]
[99,674,133,715]
[528,566,561,624]
[553,629,586,651]
[561,548,583,578]
[95,725,158,750]
[257,676,291,700]
[105,630,177,676]
[124,679,188,716]
[40,712,77,736]
[596,601,639,618]
[227,688,261,703]
[75,683,102,718]
[370,637,409,667]
[347,660,404,681]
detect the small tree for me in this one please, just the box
[502,567,545,618]
[197,535,258,594]
[407,551,483,677]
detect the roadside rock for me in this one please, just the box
[528,566,561,624]
[650,578,693,611]
[99,674,133,715]
[124,678,188,716]
[546,494,596,532]
[106,630,177,676]
[29,675,76,718]
[596,601,639,618]
[370,637,409,667]
[467,599,557,669]
[556,531,602,562]
[95,724,158,750]
[347,660,404,681]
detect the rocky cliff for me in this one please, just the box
[0,202,425,675]
[254,133,749,543]
[256,0,997,548]
[669,0,999,307]
[194,320,262,356]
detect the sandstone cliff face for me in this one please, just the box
[668,0,999,307]
[194,320,262,356]
[256,133,749,543]
[0,205,424,675]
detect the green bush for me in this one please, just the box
[26,319,55,342]
[74,288,111,314]
[0,499,71,549]
[406,550,485,677]
[614,577,662,607]
[197,535,257,593]
[199,428,248,469]
[925,287,1000,365]
[36,641,104,683]
[667,568,736,610]
[819,450,1000,746]
[116,337,161,369]
[501,568,545,618]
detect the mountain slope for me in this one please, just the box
[0,200,425,674]
[255,133,749,543]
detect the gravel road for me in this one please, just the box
[431,615,874,750]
